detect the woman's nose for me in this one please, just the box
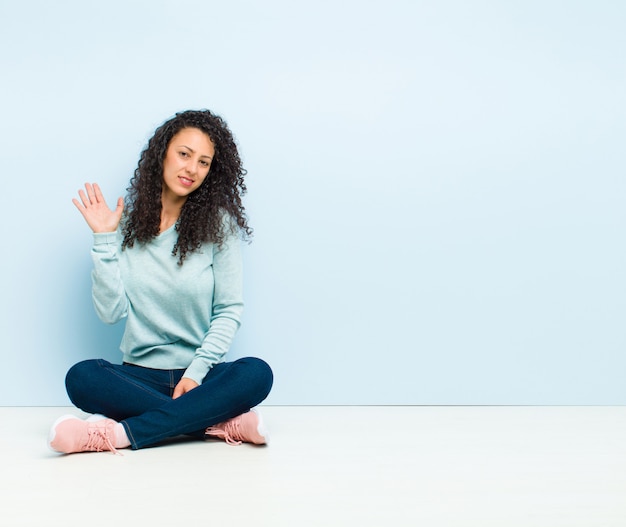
[185,161,197,175]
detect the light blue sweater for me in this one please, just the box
[90,224,243,384]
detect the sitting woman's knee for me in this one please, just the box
[65,359,101,406]
[243,357,274,397]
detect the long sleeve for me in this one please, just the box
[183,232,244,384]
[91,231,129,324]
[88,221,243,379]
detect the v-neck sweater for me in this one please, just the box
[90,224,243,384]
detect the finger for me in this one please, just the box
[71,197,85,211]
[85,183,96,204]
[78,189,90,207]
[93,183,105,204]
[115,197,124,213]
[172,383,184,399]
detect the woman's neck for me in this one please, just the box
[160,193,186,233]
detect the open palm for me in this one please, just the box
[73,182,124,233]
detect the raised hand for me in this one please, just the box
[72,183,124,233]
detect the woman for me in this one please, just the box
[48,109,273,454]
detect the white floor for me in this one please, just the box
[1,406,625,526]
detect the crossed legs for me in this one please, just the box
[64,357,273,449]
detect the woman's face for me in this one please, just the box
[161,127,215,202]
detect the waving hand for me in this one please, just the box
[73,183,124,233]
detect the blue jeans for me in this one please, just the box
[65,357,273,449]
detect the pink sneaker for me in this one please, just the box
[205,409,269,446]
[48,415,121,455]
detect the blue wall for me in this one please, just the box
[1,0,624,405]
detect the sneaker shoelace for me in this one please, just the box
[206,419,244,446]
[84,425,121,455]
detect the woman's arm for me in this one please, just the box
[73,183,128,324]
[182,230,244,385]
[91,231,129,324]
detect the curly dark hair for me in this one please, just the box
[121,109,252,265]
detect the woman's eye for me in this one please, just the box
[200,160,209,167]
[179,151,189,157]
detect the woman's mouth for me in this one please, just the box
[179,176,194,187]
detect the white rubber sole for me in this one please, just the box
[252,409,270,445]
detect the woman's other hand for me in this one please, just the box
[72,182,124,233]
[172,377,199,399]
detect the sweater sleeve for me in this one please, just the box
[183,232,244,384]
[91,231,128,324]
